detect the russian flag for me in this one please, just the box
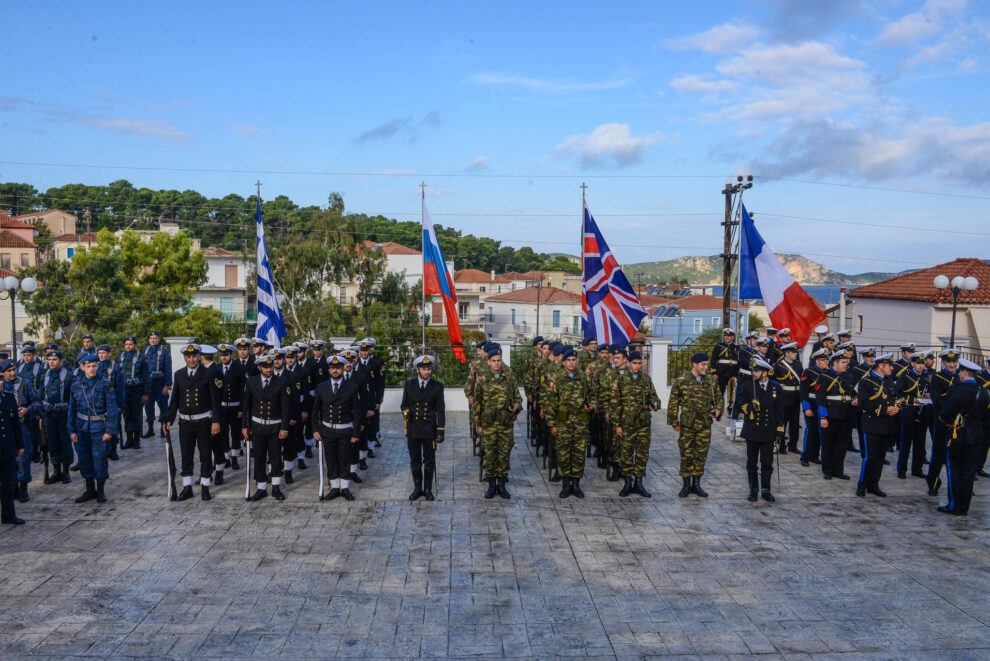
[422,200,466,362]
[739,204,825,348]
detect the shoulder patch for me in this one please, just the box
[214,378,222,389]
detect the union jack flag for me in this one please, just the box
[581,202,647,345]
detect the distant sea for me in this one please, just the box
[708,285,854,305]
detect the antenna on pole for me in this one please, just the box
[420,181,427,352]
[255,180,262,199]
[579,182,588,340]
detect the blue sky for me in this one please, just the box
[2,0,989,275]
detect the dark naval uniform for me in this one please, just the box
[3,372,38,499]
[313,372,362,500]
[938,375,990,515]
[736,375,784,500]
[815,366,856,479]
[0,386,24,524]
[773,354,802,453]
[895,364,930,478]
[400,368,445,499]
[711,340,739,399]
[217,357,246,468]
[142,338,172,435]
[356,347,386,445]
[856,368,898,496]
[927,364,959,494]
[165,356,222,498]
[799,361,823,464]
[242,368,291,499]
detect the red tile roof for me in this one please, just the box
[484,286,580,304]
[0,267,17,279]
[13,209,74,219]
[57,232,100,242]
[494,270,546,282]
[202,247,239,257]
[1,216,36,230]
[639,294,675,306]
[848,258,990,304]
[362,240,420,255]
[454,268,493,283]
[663,294,749,311]
[0,230,37,248]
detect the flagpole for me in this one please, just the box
[420,181,427,353]
[580,182,587,338]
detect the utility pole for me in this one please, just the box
[420,181,427,351]
[720,175,753,329]
[84,208,92,247]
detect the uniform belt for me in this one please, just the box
[738,369,751,376]
[321,421,353,430]
[222,401,241,407]
[251,416,282,425]
[826,395,850,402]
[179,411,212,421]
[718,360,738,365]
[780,385,797,391]
[75,413,106,422]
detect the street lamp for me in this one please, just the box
[0,276,39,361]
[934,274,979,349]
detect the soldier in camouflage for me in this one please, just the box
[610,350,661,498]
[473,344,521,499]
[544,347,596,498]
[539,343,567,482]
[463,341,490,403]
[599,346,628,481]
[667,351,723,498]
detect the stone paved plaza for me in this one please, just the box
[1,411,989,660]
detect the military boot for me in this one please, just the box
[120,433,129,450]
[497,477,510,500]
[359,458,369,470]
[75,478,97,503]
[131,432,141,450]
[761,489,775,502]
[423,469,435,501]
[608,462,622,482]
[96,480,107,503]
[176,485,193,501]
[215,470,224,485]
[17,482,28,503]
[559,477,571,498]
[108,440,119,461]
[484,477,497,499]
[61,463,71,483]
[632,477,651,498]
[284,470,294,484]
[571,478,585,498]
[691,476,708,498]
[272,485,286,501]
[142,422,154,439]
[46,466,64,484]
[409,470,424,501]
[297,457,307,470]
[747,473,759,501]
[549,467,561,483]
[201,485,211,501]
[619,476,633,497]
[678,477,691,498]
[230,455,240,470]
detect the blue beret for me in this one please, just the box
[81,333,94,341]
[123,336,137,343]
[613,347,628,358]
[580,337,594,347]
[551,344,566,356]
[532,336,544,346]
[691,352,709,363]
[477,341,489,349]
[487,344,502,358]
[0,359,15,371]
[47,349,64,359]
[78,354,98,365]
[561,348,577,360]
[628,350,642,360]
[21,344,35,354]
[147,330,160,338]
[97,344,112,352]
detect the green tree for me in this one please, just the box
[0,183,39,215]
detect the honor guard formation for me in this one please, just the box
[2,326,988,526]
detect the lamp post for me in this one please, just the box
[934,274,979,349]
[0,276,39,361]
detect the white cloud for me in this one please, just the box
[463,156,490,172]
[716,42,865,84]
[80,117,192,141]
[670,75,737,95]
[469,72,629,93]
[665,22,761,53]
[230,123,270,137]
[878,11,939,45]
[546,123,664,168]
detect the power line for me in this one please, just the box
[758,176,990,202]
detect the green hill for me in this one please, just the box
[624,254,899,286]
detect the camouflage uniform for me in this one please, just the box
[610,371,661,477]
[473,366,521,478]
[598,364,625,473]
[544,368,596,478]
[463,356,487,400]
[667,371,722,477]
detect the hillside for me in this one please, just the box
[624,254,900,286]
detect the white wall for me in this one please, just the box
[205,256,248,288]
[485,300,581,339]
[385,254,454,289]
[849,298,937,348]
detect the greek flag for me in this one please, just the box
[255,196,286,345]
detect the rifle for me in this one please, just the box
[164,427,178,501]
[39,417,50,483]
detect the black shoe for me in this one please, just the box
[69,463,79,472]
[747,489,758,502]
[882,459,890,465]
[142,426,154,439]
[571,479,585,499]
[937,505,965,515]
[835,473,851,481]
[359,459,369,470]
[632,477,651,498]
[549,468,561,483]
[215,472,224,486]
[1,516,25,524]
[800,459,809,467]
[297,458,307,470]
[779,446,788,455]
[76,478,97,503]
[231,456,240,470]
[119,436,130,450]
[176,485,193,501]
[559,478,571,499]
[810,458,822,465]
[761,489,775,502]
[324,488,340,501]
[619,476,633,497]
[424,490,435,501]
[856,483,866,497]
[249,488,268,501]
[823,474,832,480]
[979,470,990,478]
[108,449,119,461]
[367,449,375,458]
[678,477,691,498]
[928,487,939,496]
[305,446,313,458]
[284,470,294,484]
[485,478,497,499]
[497,478,510,500]
[45,470,63,485]
[911,471,926,478]
[272,486,286,501]
[787,446,798,453]
[201,486,211,501]
[866,486,886,497]
[96,480,107,503]
[607,463,622,482]
[897,472,907,479]
[17,482,28,503]
[691,477,708,498]
[61,465,71,484]
[341,488,355,501]
[350,472,363,484]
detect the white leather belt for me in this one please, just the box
[780,385,797,391]
[179,411,212,421]
[321,422,353,430]
[738,369,751,376]
[76,413,106,422]
[718,360,738,365]
[251,416,281,425]
[826,396,850,402]
[222,401,240,407]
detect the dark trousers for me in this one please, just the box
[369,406,381,441]
[43,412,73,465]
[979,431,990,472]
[178,419,212,478]
[898,414,927,475]
[821,418,851,477]
[322,432,352,480]
[928,423,949,489]
[122,386,144,433]
[144,381,168,425]
[800,410,821,462]
[251,432,282,482]
[781,399,800,450]
[407,435,436,484]
[220,408,241,453]
[745,440,774,490]
[282,421,304,463]
[0,458,16,523]
[859,431,890,487]
[946,442,981,514]
[716,372,733,398]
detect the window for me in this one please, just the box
[0,254,9,269]
[857,315,863,333]
[479,302,485,309]
[220,297,234,317]
[511,309,516,324]
[432,301,443,323]
[693,318,702,333]
[487,308,493,322]
[479,286,486,293]
[225,264,238,288]
[522,320,527,332]
[458,302,468,319]
[20,254,29,268]
[572,316,579,333]
[67,247,75,259]
[553,310,560,328]
[712,316,719,327]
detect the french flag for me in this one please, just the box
[739,204,825,348]
[422,200,466,362]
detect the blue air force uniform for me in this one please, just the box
[67,362,119,482]
[142,333,172,434]
[39,358,74,477]
[116,339,150,442]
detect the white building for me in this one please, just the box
[483,286,582,339]
[428,268,492,332]
[193,248,251,322]
[847,257,990,351]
